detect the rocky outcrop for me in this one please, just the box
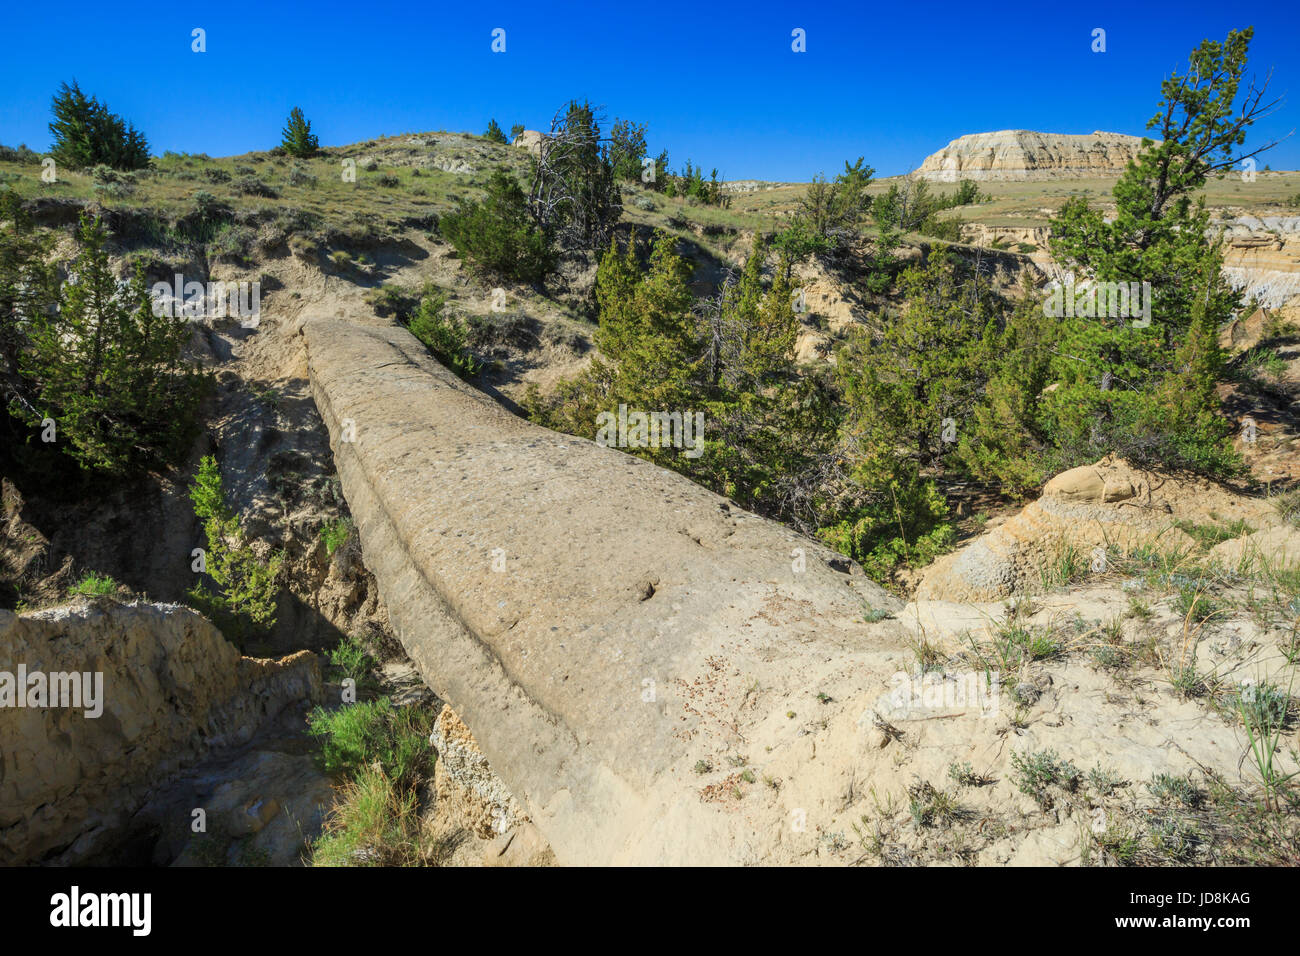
[301,317,910,865]
[916,130,1149,182]
[300,320,1300,867]
[429,706,528,839]
[512,130,546,157]
[0,600,322,864]
[1219,216,1300,310]
[917,457,1287,603]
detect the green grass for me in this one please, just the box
[965,622,1064,677]
[1175,585,1223,624]
[907,780,965,828]
[1038,542,1091,591]
[69,572,119,596]
[306,697,445,866]
[307,697,435,787]
[319,516,353,556]
[327,632,377,691]
[1236,672,1299,813]
[309,765,426,867]
[1174,518,1254,550]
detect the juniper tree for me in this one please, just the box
[0,189,55,416]
[1044,27,1272,474]
[18,215,205,475]
[48,81,150,171]
[440,168,553,282]
[187,454,281,645]
[838,247,1002,472]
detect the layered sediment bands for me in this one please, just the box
[301,318,907,865]
[916,130,1149,182]
[1220,217,1300,309]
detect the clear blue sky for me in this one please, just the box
[1,1,1296,180]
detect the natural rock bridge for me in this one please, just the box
[301,318,913,865]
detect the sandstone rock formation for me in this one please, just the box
[302,316,908,864]
[430,706,528,840]
[1219,216,1300,310]
[0,600,322,864]
[917,457,1290,603]
[512,129,546,157]
[916,130,1149,182]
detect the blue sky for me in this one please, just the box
[1,1,1296,180]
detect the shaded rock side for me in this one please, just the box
[301,317,909,865]
[0,600,321,864]
[430,705,528,839]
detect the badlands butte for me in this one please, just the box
[2,121,1299,868]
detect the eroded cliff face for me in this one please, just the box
[0,600,322,864]
[1219,216,1300,310]
[916,130,1149,182]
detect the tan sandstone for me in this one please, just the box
[916,130,1149,182]
[0,600,322,864]
[917,456,1284,603]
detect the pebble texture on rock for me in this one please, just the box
[301,317,908,865]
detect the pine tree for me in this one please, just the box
[484,119,508,144]
[18,215,206,474]
[280,107,319,157]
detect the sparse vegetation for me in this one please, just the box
[1011,749,1081,807]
